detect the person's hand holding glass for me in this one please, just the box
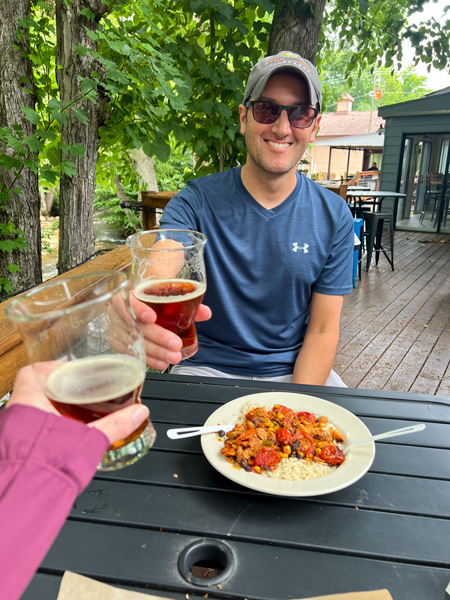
[6,271,156,470]
[127,229,207,361]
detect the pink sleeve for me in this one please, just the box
[0,404,110,600]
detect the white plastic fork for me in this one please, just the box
[344,423,426,452]
[167,424,235,439]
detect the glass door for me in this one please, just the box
[397,133,450,232]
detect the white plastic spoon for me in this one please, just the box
[344,423,426,452]
[167,424,235,439]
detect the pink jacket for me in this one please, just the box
[0,404,109,600]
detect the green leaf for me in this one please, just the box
[60,160,77,177]
[69,143,86,157]
[194,139,208,156]
[45,147,61,167]
[0,240,16,254]
[75,44,89,57]
[23,135,44,152]
[71,108,89,125]
[80,7,95,20]
[51,110,70,126]
[40,169,59,185]
[21,107,40,124]
[0,278,14,294]
[0,154,21,171]
[8,264,21,274]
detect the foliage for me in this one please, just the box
[320,43,432,112]
[94,189,141,235]
[320,0,449,82]
[155,0,274,177]
[41,218,58,253]
[153,146,194,190]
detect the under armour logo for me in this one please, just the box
[292,242,309,253]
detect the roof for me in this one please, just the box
[317,110,384,137]
[315,131,384,149]
[378,86,450,118]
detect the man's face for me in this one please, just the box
[239,72,321,177]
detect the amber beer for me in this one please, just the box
[46,354,147,450]
[134,278,206,359]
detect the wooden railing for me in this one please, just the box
[0,244,131,399]
[140,190,177,229]
[346,170,380,190]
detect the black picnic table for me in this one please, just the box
[22,373,450,600]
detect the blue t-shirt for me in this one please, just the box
[160,167,354,376]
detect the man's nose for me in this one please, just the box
[271,108,292,135]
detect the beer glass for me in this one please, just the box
[126,229,207,360]
[6,271,156,471]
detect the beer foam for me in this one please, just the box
[134,278,206,303]
[46,354,144,405]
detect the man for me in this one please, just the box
[159,51,354,386]
[367,162,379,171]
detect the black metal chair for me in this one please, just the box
[362,211,395,271]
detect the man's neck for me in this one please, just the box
[240,163,298,210]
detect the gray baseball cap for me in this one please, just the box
[243,51,322,111]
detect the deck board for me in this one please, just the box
[335,231,450,395]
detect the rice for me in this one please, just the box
[261,456,337,481]
[228,401,343,481]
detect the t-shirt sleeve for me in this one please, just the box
[0,404,109,600]
[313,204,354,296]
[160,183,201,231]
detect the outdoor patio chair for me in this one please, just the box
[419,173,443,225]
[353,218,363,287]
[362,210,395,271]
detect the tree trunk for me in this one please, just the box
[131,148,159,192]
[268,0,326,64]
[40,188,56,216]
[0,0,42,292]
[55,0,108,274]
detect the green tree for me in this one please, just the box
[320,44,432,113]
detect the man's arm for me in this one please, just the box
[292,291,344,385]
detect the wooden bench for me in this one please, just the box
[0,244,131,399]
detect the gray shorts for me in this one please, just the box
[169,365,347,387]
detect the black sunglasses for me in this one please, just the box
[245,100,319,129]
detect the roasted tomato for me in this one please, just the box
[276,427,293,445]
[252,448,281,471]
[297,411,316,423]
[276,405,296,421]
[292,430,315,456]
[320,444,345,465]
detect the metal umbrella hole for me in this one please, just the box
[178,539,235,587]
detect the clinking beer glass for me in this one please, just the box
[126,229,207,360]
[6,271,156,471]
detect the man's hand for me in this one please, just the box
[7,366,150,446]
[130,292,212,371]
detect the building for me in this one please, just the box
[378,87,450,234]
[309,94,384,180]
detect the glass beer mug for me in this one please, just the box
[126,229,207,360]
[6,271,156,471]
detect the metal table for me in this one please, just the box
[23,374,450,600]
[346,190,406,221]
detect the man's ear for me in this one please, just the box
[239,104,247,135]
[309,114,321,144]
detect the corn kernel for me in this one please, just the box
[279,453,289,459]
[282,445,292,455]
[253,465,261,473]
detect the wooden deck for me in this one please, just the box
[335,230,450,396]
